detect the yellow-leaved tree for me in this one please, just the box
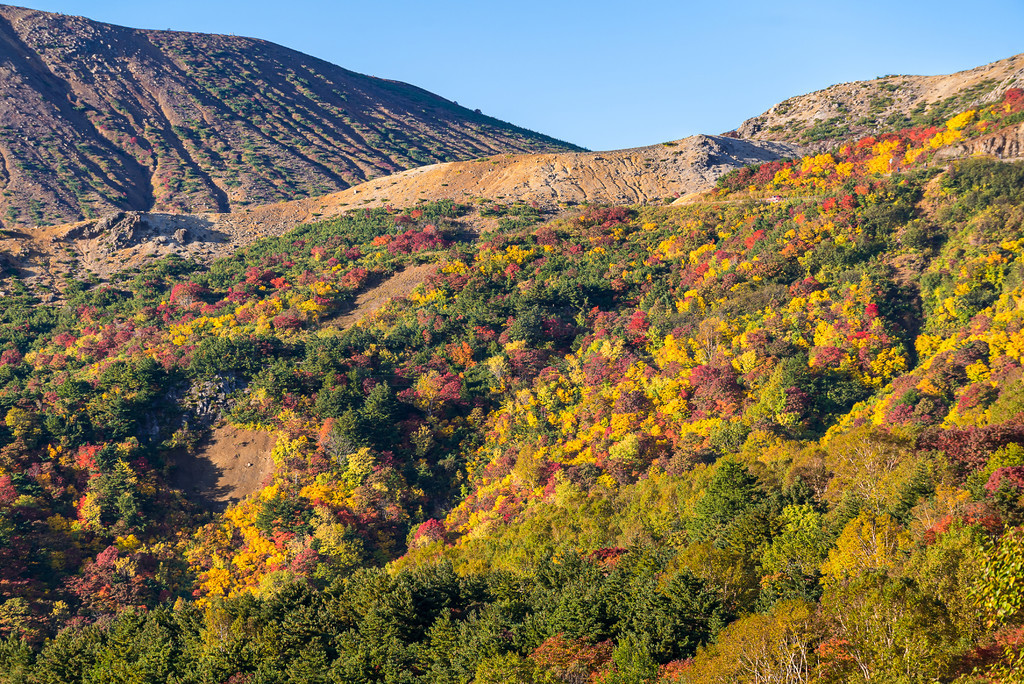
[820,511,912,581]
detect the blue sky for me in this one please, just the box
[17,0,1024,150]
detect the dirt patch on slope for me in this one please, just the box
[170,424,276,511]
[323,263,437,330]
[164,266,433,510]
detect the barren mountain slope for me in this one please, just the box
[736,53,1024,148]
[305,135,805,210]
[0,133,803,292]
[0,4,577,229]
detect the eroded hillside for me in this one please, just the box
[0,4,577,229]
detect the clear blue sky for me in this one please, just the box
[15,0,1024,151]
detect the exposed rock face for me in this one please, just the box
[734,53,1024,148]
[63,211,190,249]
[0,4,578,230]
[937,123,1024,160]
[104,212,147,249]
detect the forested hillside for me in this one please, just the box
[2,90,1024,682]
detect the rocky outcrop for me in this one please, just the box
[937,123,1024,160]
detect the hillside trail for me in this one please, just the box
[673,194,826,206]
[321,262,437,330]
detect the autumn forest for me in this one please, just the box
[2,31,1024,683]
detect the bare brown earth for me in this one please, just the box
[0,133,804,296]
[0,4,576,230]
[170,424,276,510]
[736,53,1024,147]
[319,135,804,210]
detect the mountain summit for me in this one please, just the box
[0,4,577,227]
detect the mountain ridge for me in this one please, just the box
[1,133,805,293]
[2,31,1024,680]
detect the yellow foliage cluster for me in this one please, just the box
[476,244,537,275]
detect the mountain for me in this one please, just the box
[5,19,1024,681]
[3,87,1024,680]
[735,52,1024,147]
[0,4,577,228]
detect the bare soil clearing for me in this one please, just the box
[170,424,276,511]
